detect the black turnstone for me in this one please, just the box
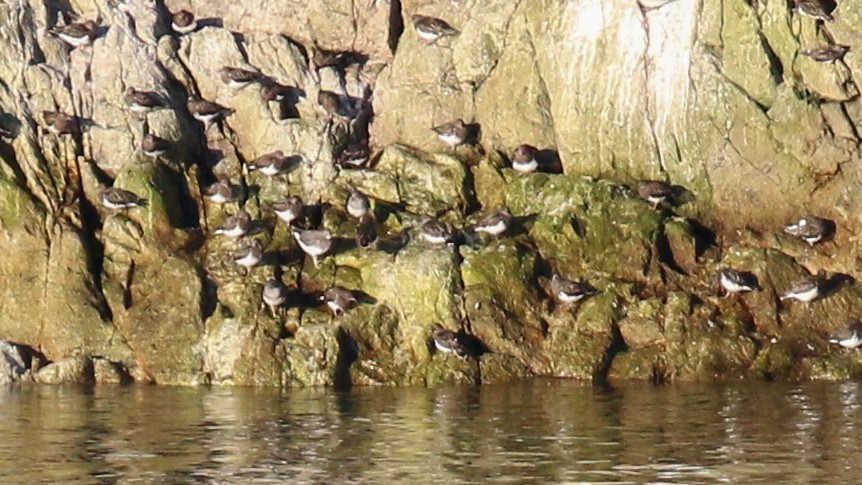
[784,215,833,246]
[793,0,834,21]
[318,90,343,117]
[321,286,357,316]
[512,144,539,174]
[829,319,862,349]
[346,189,370,219]
[203,180,235,204]
[412,15,459,44]
[233,239,263,272]
[432,119,468,148]
[50,20,99,47]
[42,111,80,135]
[124,88,166,113]
[187,97,234,128]
[141,133,170,158]
[99,186,147,210]
[473,208,513,237]
[291,227,333,267]
[637,180,674,209]
[550,273,597,304]
[260,81,291,102]
[356,213,378,249]
[220,67,264,89]
[336,141,371,169]
[273,196,303,225]
[262,278,288,316]
[418,216,454,246]
[780,270,826,303]
[247,151,295,176]
[213,209,252,238]
[431,323,466,357]
[718,268,759,295]
[801,45,850,62]
[171,10,198,35]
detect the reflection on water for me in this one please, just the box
[0,380,860,483]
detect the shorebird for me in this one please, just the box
[99,186,147,210]
[355,214,378,249]
[50,20,99,47]
[171,10,198,35]
[247,151,296,176]
[202,180,235,204]
[318,90,343,118]
[141,133,170,158]
[187,97,234,129]
[124,88,166,113]
[220,67,265,89]
[42,111,81,136]
[512,144,539,174]
[550,273,597,305]
[412,15,459,44]
[346,190,370,219]
[418,216,454,245]
[801,45,850,62]
[637,180,674,209]
[780,271,826,303]
[431,323,467,357]
[321,286,357,316]
[432,119,468,149]
[718,268,760,295]
[291,227,333,268]
[793,0,834,21]
[336,141,371,169]
[784,215,833,246]
[213,209,252,238]
[473,208,512,237]
[233,239,263,273]
[260,81,291,102]
[273,196,303,225]
[262,278,288,317]
[829,319,862,349]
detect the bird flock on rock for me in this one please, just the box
[2,0,857,358]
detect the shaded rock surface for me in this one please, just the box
[0,0,860,386]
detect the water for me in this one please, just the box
[0,380,859,483]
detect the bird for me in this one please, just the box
[260,81,291,102]
[793,0,834,21]
[124,88,166,113]
[511,144,539,174]
[801,45,850,62]
[291,227,333,268]
[318,90,343,118]
[431,323,467,357]
[412,15,459,44]
[780,271,826,303]
[247,151,296,176]
[829,319,862,349]
[171,10,198,35]
[99,186,147,210]
[336,141,371,169]
[141,133,170,158]
[219,67,265,89]
[784,215,833,246]
[636,180,674,209]
[432,119,469,148]
[550,274,597,304]
[187,97,234,128]
[202,180,235,204]
[718,268,759,295]
[356,214,378,249]
[262,278,289,317]
[473,208,513,237]
[273,196,303,225]
[233,239,264,273]
[213,209,252,238]
[42,111,81,136]
[417,216,454,246]
[50,20,99,47]
[346,190,370,219]
[321,286,357,316]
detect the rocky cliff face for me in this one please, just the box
[0,0,861,386]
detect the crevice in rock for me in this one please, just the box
[387,0,404,54]
[334,326,358,389]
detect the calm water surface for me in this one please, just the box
[1,380,860,483]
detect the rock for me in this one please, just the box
[93,357,132,385]
[36,356,95,385]
[618,299,665,350]
[0,341,41,384]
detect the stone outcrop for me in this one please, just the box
[0,0,861,386]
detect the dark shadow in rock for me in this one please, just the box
[200,271,219,319]
[457,330,489,358]
[822,272,854,298]
[594,322,629,386]
[687,218,717,257]
[377,231,409,255]
[465,122,482,145]
[334,327,358,389]
[329,235,357,256]
[0,113,21,139]
[570,216,586,238]
[388,0,404,53]
[656,225,688,275]
[8,341,49,373]
[512,213,538,234]
[538,149,563,174]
